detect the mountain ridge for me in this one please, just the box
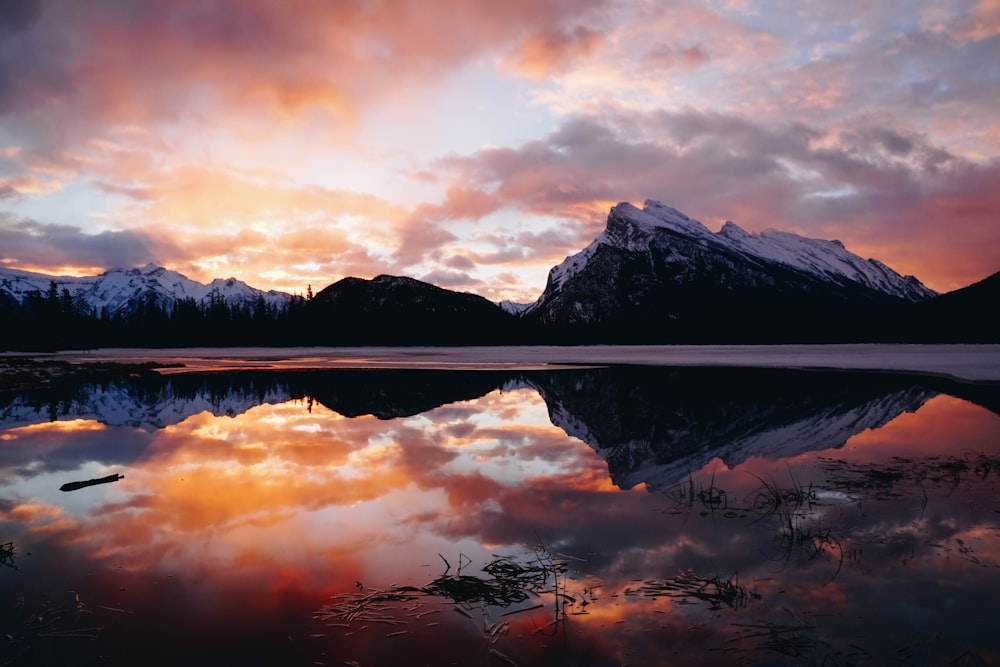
[521,200,945,341]
[0,262,291,317]
[1,199,996,347]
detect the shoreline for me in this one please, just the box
[3,344,1000,384]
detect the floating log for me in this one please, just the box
[59,473,124,492]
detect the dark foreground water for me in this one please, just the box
[1,366,999,666]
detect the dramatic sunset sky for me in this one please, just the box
[1,0,998,301]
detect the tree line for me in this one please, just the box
[0,282,315,351]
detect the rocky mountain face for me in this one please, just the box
[522,200,937,342]
[308,274,519,345]
[0,263,291,317]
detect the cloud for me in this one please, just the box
[0,0,996,298]
[0,0,612,156]
[433,109,1000,291]
[0,216,174,270]
[502,26,605,80]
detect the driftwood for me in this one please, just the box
[59,473,124,492]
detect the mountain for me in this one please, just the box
[0,263,292,317]
[903,270,1000,342]
[306,274,519,345]
[4,200,994,347]
[523,200,937,342]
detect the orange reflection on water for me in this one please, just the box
[27,389,607,592]
[0,502,77,534]
[841,394,1000,459]
[3,375,998,666]
[0,419,106,440]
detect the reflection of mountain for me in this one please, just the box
[0,374,298,430]
[0,371,509,429]
[3,367,997,492]
[526,367,941,490]
[306,370,508,419]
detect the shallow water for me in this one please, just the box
[1,367,999,665]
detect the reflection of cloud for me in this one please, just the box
[0,419,152,482]
[0,382,998,664]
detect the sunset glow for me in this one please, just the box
[2,368,999,664]
[1,0,997,300]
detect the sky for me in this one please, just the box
[0,0,998,302]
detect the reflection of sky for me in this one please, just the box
[1,387,999,665]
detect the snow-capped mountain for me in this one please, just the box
[0,263,292,317]
[523,200,936,339]
[498,300,532,315]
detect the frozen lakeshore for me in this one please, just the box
[16,344,1000,383]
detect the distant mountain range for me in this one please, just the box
[1,200,996,345]
[0,262,290,318]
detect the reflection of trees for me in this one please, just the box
[0,369,511,429]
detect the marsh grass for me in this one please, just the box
[747,472,818,520]
[0,592,103,666]
[820,451,1000,500]
[316,545,574,647]
[662,473,746,518]
[0,541,14,569]
[640,570,760,611]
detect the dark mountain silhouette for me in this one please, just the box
[306,369,506,418]
[305,275,520,345]
[903,270,1000,342]
[521,201,937,343]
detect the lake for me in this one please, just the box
[1,363,999,665]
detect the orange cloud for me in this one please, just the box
[502,26,605,80]
[951,0,1000,41]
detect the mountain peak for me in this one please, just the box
[607,200,713,240]
[526,199,940,332]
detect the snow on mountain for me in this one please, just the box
[715,221,936,301]
[498,300,532,315]
[529,199,935,315]
[0,263,292,316]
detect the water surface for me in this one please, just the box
[1,367,999,665]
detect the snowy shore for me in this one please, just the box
[8,344,999,383]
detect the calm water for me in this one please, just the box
[1,367,999,666]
